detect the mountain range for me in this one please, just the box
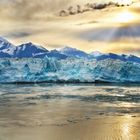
[0,37,140,63]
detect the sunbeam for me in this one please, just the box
[0,0,140,54]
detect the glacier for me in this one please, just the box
[0,57,140,83]
[0,36,140,83]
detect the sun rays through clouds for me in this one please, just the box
[0,0,140,55]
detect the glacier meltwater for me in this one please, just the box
[0,57,140,83]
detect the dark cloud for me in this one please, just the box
[59,1,132,17]
[4,31,31,39]
[0,0,129,19]
[3,28,48,39]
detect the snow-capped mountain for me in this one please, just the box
[0,37,14,50]
[90,52,140,63]
[0,37,68,59]
[0,51,11,58]
[46,50,67,59]
[59,46,89,58]
[0,37,140,83]
[0,37,140,63]
[90,53,125,61]
[90,51,103,57]
[125,54,140,63]
[0,37,16,56]
[14,42,48,58]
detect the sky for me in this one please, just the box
[0,0,140,55]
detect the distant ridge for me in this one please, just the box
[0,37,140,63]
[59,46,89,58]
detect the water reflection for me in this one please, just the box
[0,83,139,126]
[0,83,139,139]
[120,115,139,140]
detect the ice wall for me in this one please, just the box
[0,58,140,83]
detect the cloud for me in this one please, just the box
[0,0,81,19]
[78,24,140,42]
[4,31,31,39]
[0,0,139,55]
[0,0,126,19]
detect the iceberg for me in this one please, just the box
[0,58,140,83]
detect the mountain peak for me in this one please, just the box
[14,42,49,58]
[0,37,140,63]
[17,42,49,53]
[24,42,33,46]
[0,36,8,43]
[90,51,103,57]
[59,46,88,58]
[0,37,15,54]
[60,46,77,52]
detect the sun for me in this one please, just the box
[112,10,136,23]
[98,9,137,24]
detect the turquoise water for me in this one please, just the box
[0,83,139,127]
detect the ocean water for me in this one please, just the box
[0,83,139,127]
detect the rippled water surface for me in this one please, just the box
[0,83,139,140]
[0,83,140,126]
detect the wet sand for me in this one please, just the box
[0,116,139,140]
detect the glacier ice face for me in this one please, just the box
[0,58,140,83]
